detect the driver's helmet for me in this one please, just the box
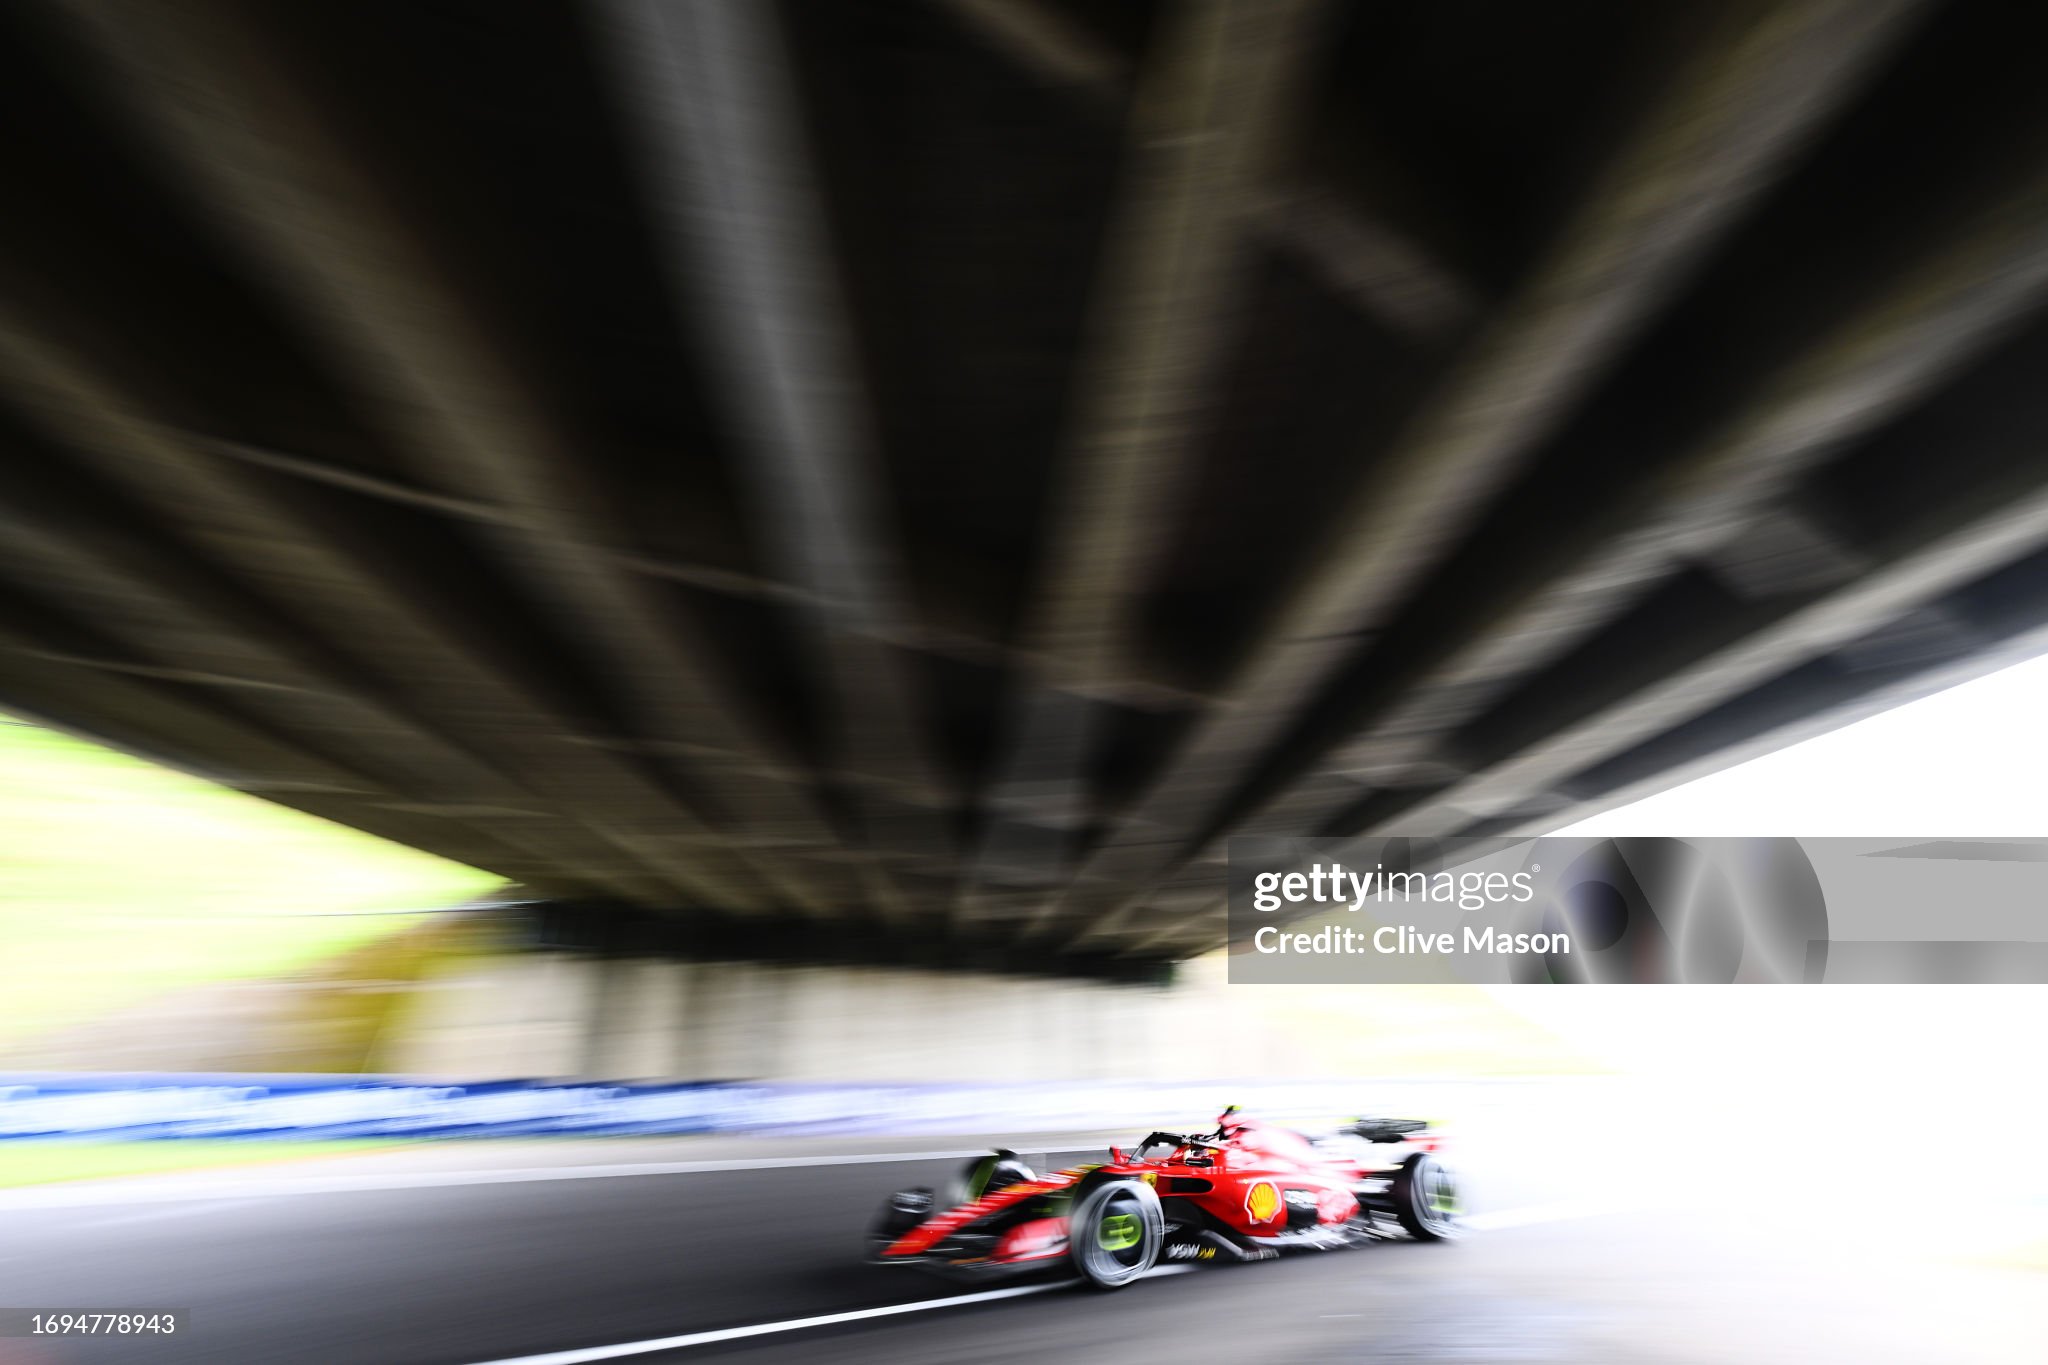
[963,1149,1035,1200]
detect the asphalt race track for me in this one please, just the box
[1,1126,2042,1365]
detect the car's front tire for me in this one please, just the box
[866,1186,934,1258]
[1067,1179,1163,1288]
[1392,1153,1460,1240]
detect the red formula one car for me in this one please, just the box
[868,1106,1458,1289]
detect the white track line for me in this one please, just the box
[464,1269,1199,1365]
[0,1150,1653,1228]
[467,1283,1067,1364]
[450,1205,1633,1363]
[0,1147,1101,1210]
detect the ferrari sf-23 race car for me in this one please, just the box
[868,1105,1458,1289]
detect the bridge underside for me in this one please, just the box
[3,0,2047,971]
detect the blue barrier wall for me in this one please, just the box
[0,1075,1473,1140]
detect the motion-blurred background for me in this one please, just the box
[3,0,2047,1360]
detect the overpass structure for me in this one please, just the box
[4,0,2048,974]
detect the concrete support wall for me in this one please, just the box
[395,954,596,1080]
[1,927,1585,1080]
[383,952,1276,1083]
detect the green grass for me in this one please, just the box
[0,715,500,1049]
[0,1140,401,1188]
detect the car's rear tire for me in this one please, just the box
[1392,1153,1460,1241]
[1068,1179,1163,1288]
